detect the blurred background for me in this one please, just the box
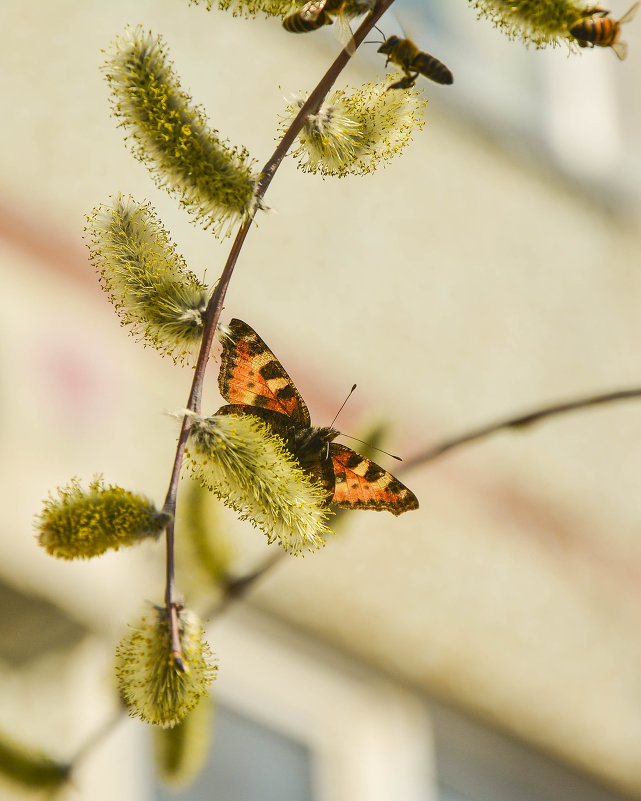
[1,0,641,799]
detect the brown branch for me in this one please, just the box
[161,0,397,663]
[69,712,124,769]
[67,0,400,767]
[402,387,641,472]
[210,550,287,618]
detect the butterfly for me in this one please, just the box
[216,319,419,515]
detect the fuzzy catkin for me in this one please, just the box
[471,0,597,48]
[0,734,70,792]
[187,414,334,554]
[86,195,209,364]
[153,696,214,788]
[116,607,216,728]
[189,0,294,18]
[282,80,426,177]
[36,477,169,560]
[103,26,258,236]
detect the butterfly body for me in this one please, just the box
[217,319,418,515]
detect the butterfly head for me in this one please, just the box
[317,426,340,444]
[290,425,340,469]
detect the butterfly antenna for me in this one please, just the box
[329,385,402,460]
[330,383,357,429]
[340,433,402,461]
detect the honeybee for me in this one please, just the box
[282,0,338,33]
[377,35,453,89]
[282,0,372,52]
[569,2,639,60]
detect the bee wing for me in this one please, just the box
[333,10,356,55]
[611,39,628,59]
[620,1,640,25]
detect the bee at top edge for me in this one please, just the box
[281,0,373,53]
[377,35,453,90]
[282,0,338,33]
[569,2,639,60]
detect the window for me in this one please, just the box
[373,0,639,202]
[155,704,313,801]
[148,607,632,801]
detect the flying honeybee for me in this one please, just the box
[377,35,453,89]
[569,1,639,60]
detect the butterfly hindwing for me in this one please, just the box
[219,318,310,426]
[330,443,419,515]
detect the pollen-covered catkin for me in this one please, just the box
[103,26,258,236]
[153,695,214,788]
[189,0,294,19]
[86,195,209,364]
[116,607,216,728]
[0,734,70,792]
[281,80,426,177]
[186,413,334,554]
[36,477,169,560]
[470,0,597,48]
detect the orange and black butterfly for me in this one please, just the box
[216,319,419,515]
[569,2,639,59]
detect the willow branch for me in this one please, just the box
[161,0,396,660]
[69,712,124,769]
[209,550,287,618]
[402,387,641,471]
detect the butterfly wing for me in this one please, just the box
[329,443,419,515]
[219,319,310,426]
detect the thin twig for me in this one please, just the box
[209,550,287,619]
[161,0,396,662]
[402,387,641,471]
[69,712,124,768]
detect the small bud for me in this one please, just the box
[471,0,592,48]
[115,607,216,728]
[186,414,333,555]
[281,81,426,177]
[153,695,214,788]
[0,732,70,792]
[189,0,293,18]
[86,195,209,363]
[36,477,170,560]
[103,26,258,236]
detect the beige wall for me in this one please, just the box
[1,1,641,797]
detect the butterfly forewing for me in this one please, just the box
[330,443,419,515]
[219,319,310,426]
